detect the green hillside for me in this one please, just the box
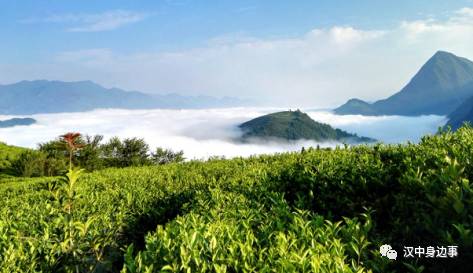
[0,127,472,272]
[239,110,375,143]
[0,142,28,177]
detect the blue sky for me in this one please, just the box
[1,1,473,107]
[2,0,470,60]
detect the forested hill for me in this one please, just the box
[239,110,375,143]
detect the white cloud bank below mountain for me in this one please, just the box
[0,108,447,159]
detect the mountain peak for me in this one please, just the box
[425,50,473,69]
[398,50,473,98]
[431,50,456,58]
[335,51,473,116]
[334,98,377,115]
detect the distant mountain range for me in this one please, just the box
[239,110,375,143]
[0,118,36,128]
[4,51,473,131]
[335,51,473,116]
[0,80,250,115]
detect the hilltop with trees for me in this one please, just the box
[0,134,184,178]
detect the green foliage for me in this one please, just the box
[119,138,150,167]
[2,135,182,178]
[10,147,66,178]
[77,135,105,171]
[0,142,28,175]
[1,126,473,272]
[101,137,151,167]
[38,139,70,171]
[11,150,47,177]
[29,168,115,272]
[123,190,374,273]
[151,148,185,165]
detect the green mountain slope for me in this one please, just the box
[239,110,375,143]
[335,51,473,116]
[0,142,28,177]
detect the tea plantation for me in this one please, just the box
[0,142,27,178]
[1,127,473,272]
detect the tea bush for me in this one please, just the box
[0,127,472,272]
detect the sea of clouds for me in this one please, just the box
[0,108,447,159]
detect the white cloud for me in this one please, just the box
[399,7,473,45]
[0,108,446,159]
[316,26,385,47]
[7,7,473,107]
[43,26,386,106]
[306,111,446,144]
[456,7,473,19]
[23,10,148,32]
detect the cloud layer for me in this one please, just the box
[0,108,446,159]
[22,10,147,32]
